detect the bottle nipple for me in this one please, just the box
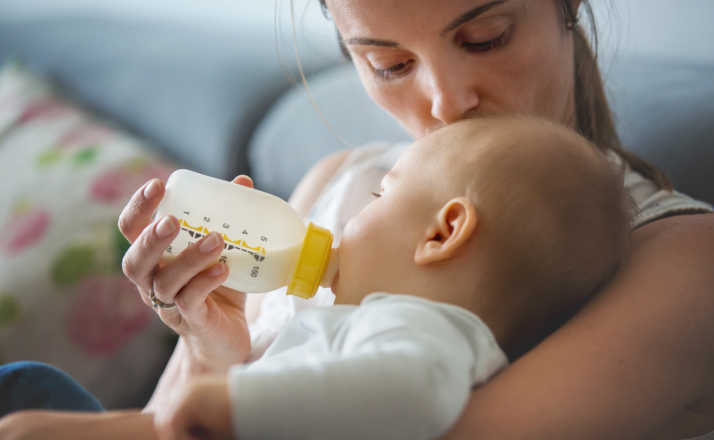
[319,246,339,290]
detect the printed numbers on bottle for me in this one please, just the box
[250,266,260,278]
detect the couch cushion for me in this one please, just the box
[249,64,410,200]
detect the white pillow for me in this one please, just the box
[0,61,177,408]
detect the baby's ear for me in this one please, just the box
[414,197,478,265]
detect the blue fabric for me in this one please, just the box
[0,362,103,417]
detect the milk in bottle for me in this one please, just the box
[155,169,336,298]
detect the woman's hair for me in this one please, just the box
[316,0,672,189]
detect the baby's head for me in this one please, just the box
[335,116,632,356]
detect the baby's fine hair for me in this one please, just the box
[449,116,634,358]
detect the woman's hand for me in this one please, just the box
[119,175,256,369]
[154,375,233,440]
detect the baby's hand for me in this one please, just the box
[154,375,233,440]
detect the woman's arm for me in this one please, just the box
[444,213,714,440]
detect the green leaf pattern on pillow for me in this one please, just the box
[0,294,21,328]
[51,245,100,287]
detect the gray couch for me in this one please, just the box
[1,0,712,407]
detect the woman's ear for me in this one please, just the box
[414,197,478,265]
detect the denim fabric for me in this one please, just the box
[0,362,103,417]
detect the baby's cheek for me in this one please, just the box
[342,213,373,244]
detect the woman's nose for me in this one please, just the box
[428,72,480,125]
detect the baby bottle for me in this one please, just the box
[155,169,337,298]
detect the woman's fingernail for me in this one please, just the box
[209,263,226,276]
[144,179,162,199]
[200,233,223,253]
[156,216,177,238]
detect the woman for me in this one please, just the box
[2,0,713,438]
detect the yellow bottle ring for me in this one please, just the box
[287,223,333,299]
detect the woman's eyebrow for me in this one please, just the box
[441,0,508,36]
[344,37,400,48]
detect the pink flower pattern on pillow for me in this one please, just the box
[66,274,153,357]
[18,98,77,124]
[91,158,173,204]
[0,200,51,256]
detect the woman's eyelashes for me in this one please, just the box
[459,30,508,53]
[371,31,509,80]
[374,59,415,80]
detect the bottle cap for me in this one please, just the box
[287,222,333,299]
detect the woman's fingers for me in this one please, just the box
[121,215,180,297]
[118,179,165,243]
[173,263,229,316]
[232,174,254,188]
[151,232,225,306]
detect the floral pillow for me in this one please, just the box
[0,61,178,408]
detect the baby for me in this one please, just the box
[156,116,632,440]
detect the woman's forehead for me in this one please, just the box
[326,0,502,34]
[325,0,537,36]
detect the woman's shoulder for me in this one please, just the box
[609,152,714,228]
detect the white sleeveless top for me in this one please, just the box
[249,141,714,439]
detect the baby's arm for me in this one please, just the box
[0,410,157,440]
[228,296,507,440]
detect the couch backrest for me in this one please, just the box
[0,0,342,179]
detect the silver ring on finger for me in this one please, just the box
[149,282,176,310]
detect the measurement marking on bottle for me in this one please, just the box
[250,266,260,278]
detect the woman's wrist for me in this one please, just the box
[181,333,249,372]
[144,338,234,413]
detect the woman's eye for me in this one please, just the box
[460,31,507,53]
[374,59,414,80]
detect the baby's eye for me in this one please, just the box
[370,192,382,198]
